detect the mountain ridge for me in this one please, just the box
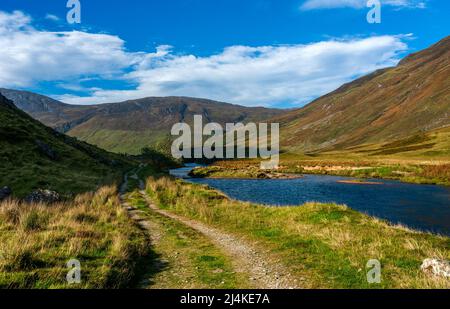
[275,35,450,153]
[0,91,284,154]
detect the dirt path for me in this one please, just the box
[120,167,300,289]
[119,166,154,232]
[141,191,300,289]
[120,169,245,288]
[120,164,145,193]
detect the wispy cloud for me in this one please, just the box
[45,13,60,21]
[0,10,409,107]
[300,0,427,10]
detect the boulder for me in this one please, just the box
[420,259,450,278]
[0,186,12,201]
[257,172,270,179]
[24,189,61,204]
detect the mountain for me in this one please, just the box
[0,94,130,197]
[276,36,450,153]
[0,91,284,154]
[3,36,449,158]
[0,88,95,131]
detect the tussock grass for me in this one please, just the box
[0,186,148,289]
[420,164,450,183]
[146,177,450,289]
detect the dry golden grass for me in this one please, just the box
[420,164,450,180]
[0,186,148,289]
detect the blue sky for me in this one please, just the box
[0,0,448,107]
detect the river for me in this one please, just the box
[170,164,450,235]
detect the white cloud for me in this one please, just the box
[300,0,427,10]
[0,10,32,33]
[60,36,408,106]
[45,14,60,21]
[0,10,409,107]
[0,11,142,88]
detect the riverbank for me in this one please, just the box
[200,156,450,186]
[146,176,450,288]
[189,165,302,179]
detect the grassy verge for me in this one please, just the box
[0,186,148,288]
[126,191,247,289]
[146,176,450,289]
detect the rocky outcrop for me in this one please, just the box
[421,259,450,278]
[0,186,12,201]
[35,139,59,160]
[24,189,61,204]
[0,93,17,109]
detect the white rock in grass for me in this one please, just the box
[421,259,450,278]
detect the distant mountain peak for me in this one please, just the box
[1,90,284,154]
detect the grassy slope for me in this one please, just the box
[0,94,131,197]
[146,177,450,289]
[68,129,168,155]
[276,36,450,153]
[278,127,450,185]
[319,126,450,159]
[0,96,150,289]
[0,186,148,288]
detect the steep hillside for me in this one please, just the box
[0,94,130,197]
[276,36,450,153]
[0,91,284,154]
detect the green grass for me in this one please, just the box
[68,128,169,155]
[189,165,301,179]
[126,191,247,289]
[190,165,266,179]
[0,101,132,198]
[146,176,450,289]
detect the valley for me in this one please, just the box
[0,35,449,290]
